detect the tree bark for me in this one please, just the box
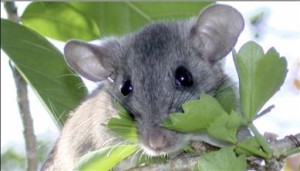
[4,2,38,171]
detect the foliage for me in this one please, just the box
[1,2,292,171]
[1,140,51,171]
[1,148,25,171]
[74,145,138,171]
[195,147,247,171]
[21,2,101,41]
[163,94,229,133]
[233,42,287,121]
[1,18,87,127]
[106,104,138,142]
[21,2,212,42]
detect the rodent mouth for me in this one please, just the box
[139,140,185,157]
[140,144,169,157]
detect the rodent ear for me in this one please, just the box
[64,39,118,82]
[190,4,244,63]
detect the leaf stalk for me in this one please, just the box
[249,123,273,157]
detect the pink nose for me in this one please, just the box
[148,132,166,151]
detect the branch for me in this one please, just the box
[124,134,300,171]
[4,2,38,171]
[127,156,199,171]
[269,133,300,156]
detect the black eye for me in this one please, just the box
[128,112,135,120]
[175,66,193,87]
[120,80,133,96]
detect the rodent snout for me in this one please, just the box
[148,130,167,151]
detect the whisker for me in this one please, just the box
[138,149,146,164]
[131,148,142,164]
[99,137,118,148]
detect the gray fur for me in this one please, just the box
[42,4,245,170]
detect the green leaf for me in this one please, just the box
[196,147,247,171]
[75,144,138,171]
[125,2,213,20]
[21,2,212,41]
[106,118,137,142]
[207,111,242,143]
[214,85,237,113]
[233,41,287,121]
[69,2,212,36]
[106,104,138,142]
[235,137,268,158]
[1,19,87,127]
[21,2,100,41]
[162,94,227,133]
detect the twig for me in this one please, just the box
[249,123,273,156]
[254,105,275,120]
[5,2,38,171]
[270,133,300,156]
[124,133,300,170]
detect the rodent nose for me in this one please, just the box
[148,132,167,151]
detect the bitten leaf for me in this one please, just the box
[162,94,227,132]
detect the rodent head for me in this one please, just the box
[64,4,244,156]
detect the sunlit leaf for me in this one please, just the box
[195,147,247,171]
[21,2,212,41]
[75,145,138,171]
[214,85,237,113]
[235,137,267,158]
[207,111,242,143]
[106,104,138,142]
[233,41,287,120]
[1,19,87,127]
[162,94,227,133]
[21,2,100,41]
[69,2,212,36]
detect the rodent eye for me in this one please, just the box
[128,112,135,120]
[120,80,133,96]
[175,66,193,87]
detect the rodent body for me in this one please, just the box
[41,88,120,170]
[41,4,245,170]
